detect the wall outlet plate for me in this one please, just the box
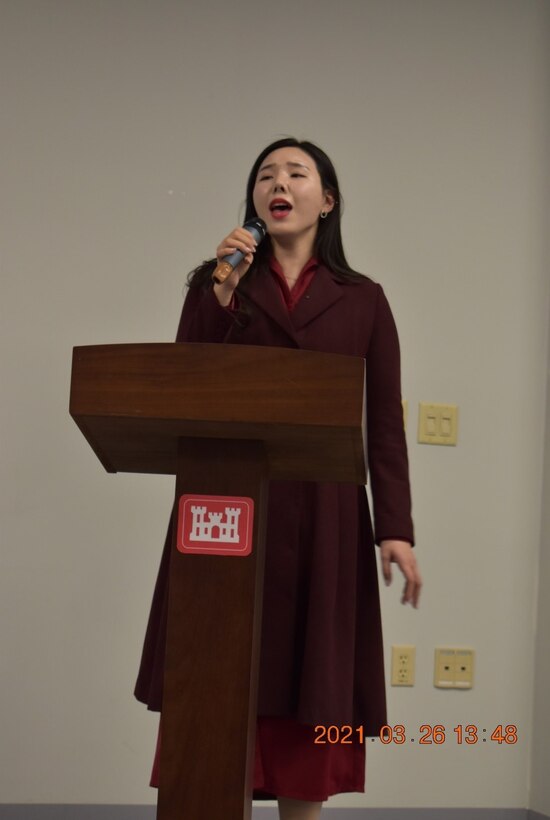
[434,647,474,688]
[391,645,416,686]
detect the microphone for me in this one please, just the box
[212,217,266,284]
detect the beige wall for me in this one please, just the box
[531,306,550,814]
[1,0,548,809]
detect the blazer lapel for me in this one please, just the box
[240,264,345,343]
[240,270,299,345]
[290,265,344,330]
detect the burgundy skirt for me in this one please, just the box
[150,717,365,802]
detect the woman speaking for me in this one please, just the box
[135,137,421,820]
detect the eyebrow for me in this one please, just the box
[258,161,310,173]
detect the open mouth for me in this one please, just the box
[269,199,293,215]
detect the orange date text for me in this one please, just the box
[313,724,518,745]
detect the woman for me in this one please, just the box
[136,138,421,820]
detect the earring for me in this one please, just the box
[320,210,328,219]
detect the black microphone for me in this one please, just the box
[212,217,266,284]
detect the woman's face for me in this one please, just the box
[252,146,334,246]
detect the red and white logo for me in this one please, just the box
[177,494,254,556]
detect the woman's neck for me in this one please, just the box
[271,236,315,285]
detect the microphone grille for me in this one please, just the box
[244,216,267,240]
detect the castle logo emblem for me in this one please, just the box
[177,494,254,556]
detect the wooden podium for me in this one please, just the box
[70,342,366,820]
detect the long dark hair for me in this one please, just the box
[188,137,363,288]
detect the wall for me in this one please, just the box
[0,0,548,810]
[530,275,550,813]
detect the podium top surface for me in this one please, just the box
[70,342,366,484]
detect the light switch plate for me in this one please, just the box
[418,403,458,445]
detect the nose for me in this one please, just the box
[272,170,288,192]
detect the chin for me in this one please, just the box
[266,220,295,234]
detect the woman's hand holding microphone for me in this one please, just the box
[212,227,257,306]
[211,218,266,306]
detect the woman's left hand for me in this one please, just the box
[380,540,422,608]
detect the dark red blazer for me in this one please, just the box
[135,265,413,732]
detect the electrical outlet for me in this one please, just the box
[391,645,415,686]
[434,648,455,688]
[454,649,475,689]
[434,647,474,689]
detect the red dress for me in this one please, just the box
[150,716,365,801]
